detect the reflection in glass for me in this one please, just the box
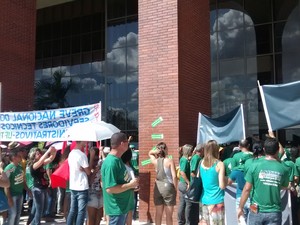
[210,5,258,136]
[282,4,300,83]
[106,48,126,74]
[127,45,138,72]
[107,19,126,51]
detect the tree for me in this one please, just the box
[34,70,77,110]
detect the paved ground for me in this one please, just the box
[18,213,148,225]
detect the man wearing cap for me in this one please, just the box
[101,132,139,225]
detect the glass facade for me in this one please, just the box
[35,0,138,141]
[210,0,300,141]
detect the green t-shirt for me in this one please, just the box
[245,158,289,212]
[131,150,139,172]
[101,154,134,216]
[190,154,201,174]
[179,157,190,183]
[294,157,300,178]
[4,163,24,196]
[282,160,295,182]
[223,158,236,176]
[244,156,265,174]
[25,166,34,189]
[233,151,253,167]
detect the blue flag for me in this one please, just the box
[258,80,300,131]
[197,105,245,144]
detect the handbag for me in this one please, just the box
[184,160,203,203]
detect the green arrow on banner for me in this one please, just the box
[151,134,164,139]
[151,116,163,127]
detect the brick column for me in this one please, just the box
[139,0,210,223]
[0,0,36,111]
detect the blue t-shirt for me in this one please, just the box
[200,161,224,205]
[229,169,245,198]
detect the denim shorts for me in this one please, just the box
[87,192,103,209]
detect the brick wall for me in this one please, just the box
[139,0,210,223]
[0,0,36,112]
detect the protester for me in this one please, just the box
[122,148,139,225]
[4,149,28,225]
[87,147,103,225]
[44,152,60,218]
[129,144,139,220]
[228,141,259,223]
[0,160,10,224]
[67,141,91,225]
[232,139,253,167]
[101,132,138,225]
[149,142,177,225]
[28,147,56,225]
[60,145,71,220]
[200,140,226,225]
[244,141,265,173]
[177,144,193,225]
[238,136,289,225]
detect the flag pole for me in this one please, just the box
[240,104,246,139]
[257,80,273,131]
[197,113,202,144]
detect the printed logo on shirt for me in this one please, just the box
[258,170,281,187]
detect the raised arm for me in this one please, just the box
[33,147,56,170]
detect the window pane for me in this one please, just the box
[107,0,126,20]
[255,25,272,55]
[245,0,272,24]
[218,28,245,59]
[127,45,138,72]
[107,19,126,51]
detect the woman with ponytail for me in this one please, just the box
[149,142,177,225]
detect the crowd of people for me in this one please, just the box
[149,131,300,225]
[0,133,139,225]
[1,130,300,225]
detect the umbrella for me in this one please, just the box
[63,121,120,141]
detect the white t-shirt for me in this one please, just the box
[68,149,89,191]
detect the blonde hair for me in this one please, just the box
[182,144,193,158]
[203,140,219,167]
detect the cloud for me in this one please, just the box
[210,9,255,58]
[106,32,138,84]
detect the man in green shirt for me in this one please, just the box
[4,149,26,225]
[101,132,138,225]
[177,144,193,225]
[238,137,289,225]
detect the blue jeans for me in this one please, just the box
[45,187,57,216]
[109,214,127,225]
[177,182,187,225]
[248,211,282,225]
[67,189,88,225]
[5,194,23,225]
[31,187,47,225]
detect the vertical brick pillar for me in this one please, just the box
[139,0,210,223]
[0,0,36,111]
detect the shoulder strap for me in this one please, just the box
[196,159,203,178]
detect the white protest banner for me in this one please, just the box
[0,102,101,142]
